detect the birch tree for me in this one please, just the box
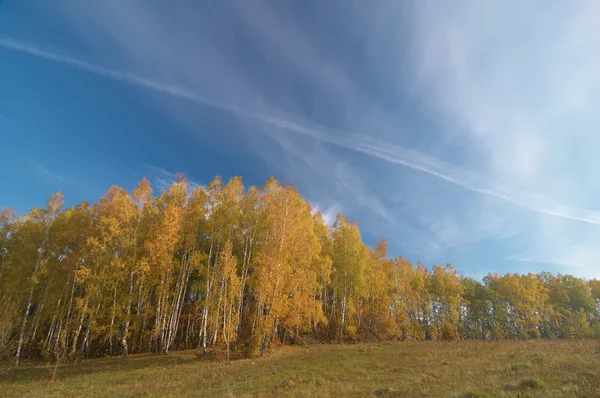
[15,192,63,365]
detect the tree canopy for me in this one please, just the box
[1,176,599,363]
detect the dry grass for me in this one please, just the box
[1,340,599,397]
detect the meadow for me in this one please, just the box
[1,340,599,397]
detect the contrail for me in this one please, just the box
[3,35,600,225]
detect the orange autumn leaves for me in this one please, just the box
[1,175,600,364]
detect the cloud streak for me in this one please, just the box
[32,159,78,186]
[143,164,203,193]
[4,35,600,226]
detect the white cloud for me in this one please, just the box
[31,159,78,186]
[410,1,600,191]
[4,35,600,228]
[143,164,203,193]
[7,2,600,277]
[310,201,342,228]
[408,1,600,275]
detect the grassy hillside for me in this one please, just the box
[1,340,599,397]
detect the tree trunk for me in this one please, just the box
[81,300,102,357]
[122,218,142,360]
[200,240,214,355]
[109,281,118,356]
[43,296,63,353]
[63,270,79,356]
[121,268,135,360]
[261,320,278,357]
[260,333,270,357]
[29,288,48,348]
[70,298,88,357]
[15,296,33,366]
[15,230,49,366]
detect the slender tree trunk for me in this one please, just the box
[340,287,347,337]
[200,240,214,355]
[211,266,226,348]
[81,300,101,357]
[211,305,220,347]
[260,333,270,357]
[70,298,88,357]
[236,234,253,336]
[223,288,230,361]
[132,281,145,353]
[158,268,172,353]
[174,264,191,348]
[166,265,184,352]
[166,252,190,352]
[122,217,141,360]
[43,296,63,353]
[185,310,193,348]
[261,320,278,357]
[121,268,135,360]
[139,315,147,353]
[53,318,63,355]
[63,270,79,356]
[154,281,164,353]
[15,297,33,366]
[109,281,118,356]
[15,230,49,366]
[29,288,48,347]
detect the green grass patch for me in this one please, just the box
[1,340,599,397]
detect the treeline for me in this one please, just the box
[1,176,600,364]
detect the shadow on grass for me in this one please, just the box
[0,350,245,385]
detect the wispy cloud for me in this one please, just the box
[514,242,600,280]
[3,35,600,228]
[310,201,342,227]
[4,35,600,228]
[32,159,78,186]
[409,2,600,204]
[143,164,203,193]
[397,1,600,276]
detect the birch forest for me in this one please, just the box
[2,176,600,364]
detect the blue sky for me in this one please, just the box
[1,1,600,279]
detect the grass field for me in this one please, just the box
[1,340,599,397]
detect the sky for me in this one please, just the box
[1,1,600,280]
